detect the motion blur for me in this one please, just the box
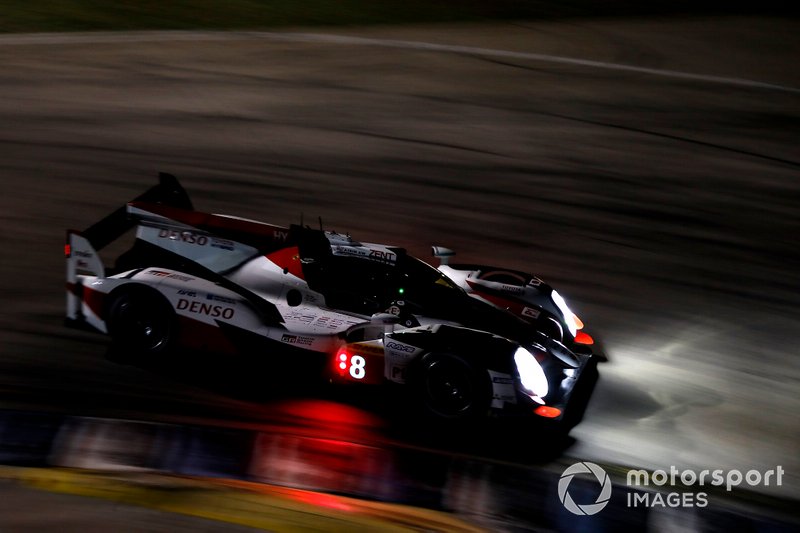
[0,2,798,531]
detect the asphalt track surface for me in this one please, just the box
[0,16,798,524]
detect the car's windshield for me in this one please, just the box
[307,252,465,316]
[390,255,465,309]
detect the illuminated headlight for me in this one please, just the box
[551,290,577,337]
[514,347,548,402]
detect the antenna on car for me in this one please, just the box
[319,216,324,231]
[300,212,304,227]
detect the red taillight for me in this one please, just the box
[534,406,562,418]
[64,244,71,258]
[336,351,349,374]
[575,331,594,345]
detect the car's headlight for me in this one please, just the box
[551,290,577,337]
[514,347,548,402]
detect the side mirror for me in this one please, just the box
[431,246,455,265]
[370,312,401,325]
[341,312,401,340]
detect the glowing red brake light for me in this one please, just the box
[64,244,71,258]
[335,351,349,375]
[575,331,594,345]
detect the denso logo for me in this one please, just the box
[386,341,415,353]
[158,229,208,246]
[177,298,234,319]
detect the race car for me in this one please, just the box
[65,173,599,429]
[432,252,606,361]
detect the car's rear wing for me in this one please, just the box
[66,172,287,328]
[65,173,193,321]
[82,172,193,252]
[66,172,192,269]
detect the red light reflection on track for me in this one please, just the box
[263,399,385,444]
[287,490,354,511]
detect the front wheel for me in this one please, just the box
[413,353,491,419]
[106,287,176,361]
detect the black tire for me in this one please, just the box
[414,353,491,419]
[106,287,176,361]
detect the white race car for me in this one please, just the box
[66,173,599,428]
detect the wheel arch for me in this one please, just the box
[393,324,518,376]
[103,281,174,321]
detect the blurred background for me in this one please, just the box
[0,1,798,531]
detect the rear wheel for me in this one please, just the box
[106,287,176,361]
[415,353,491,419]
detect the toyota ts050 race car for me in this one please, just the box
[65,173,600,430]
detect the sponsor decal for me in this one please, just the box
[386,341,415,353]
[168,273,193,282]
[273,230,289,242]
[332,245,368,258]
[500,284,524,294]
[528,277,543,287]
[147,270,171,277]
[177,289,197,297]
[314,316,345,329]
[391,366,406,380]
[331,245,397,264]
[210,237,235,251]
[74,250,93,259]
[522,306,541,319]
[158,228,209,246]
[206,293,237,305]
[281,334,314,346]
[177,298,234,319]
[494,392,517,402]
[489,370,517,404]
[368,249,396,264]
[77,260,89,268]
[285,310,317,324]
